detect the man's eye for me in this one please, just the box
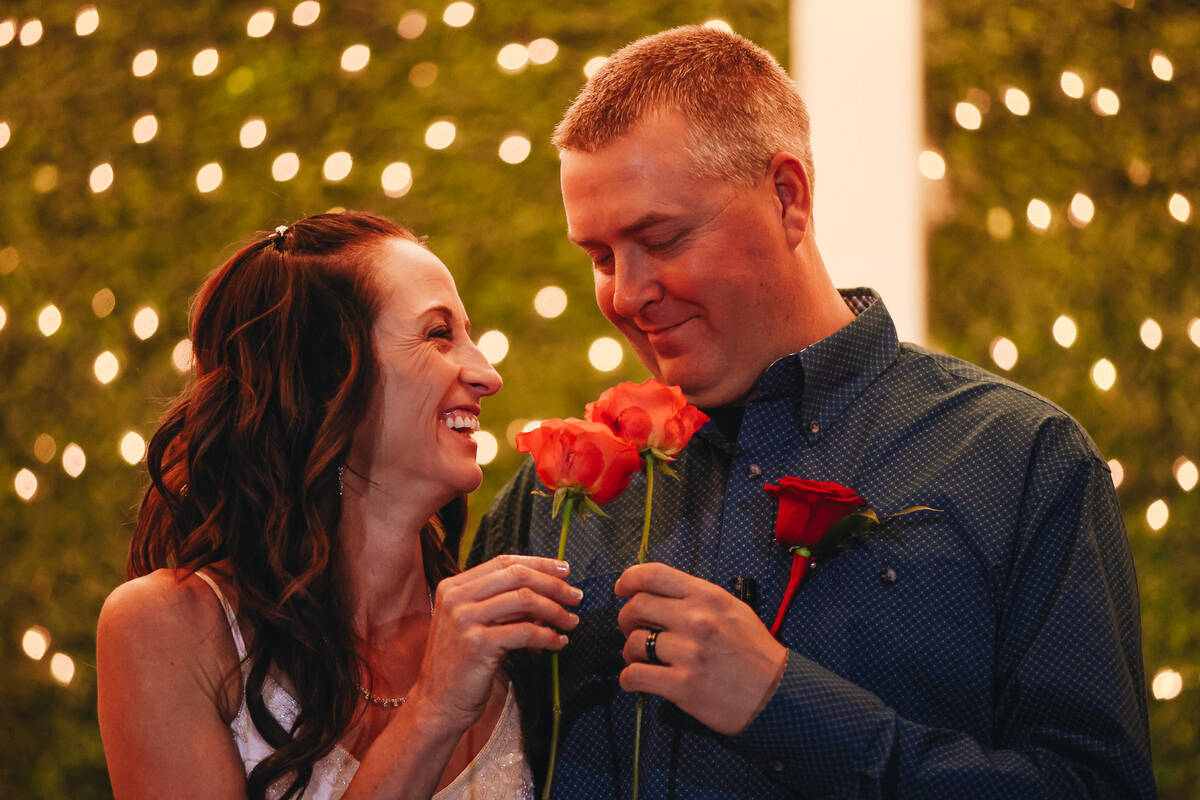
[646,232,684,252]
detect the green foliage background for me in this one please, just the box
[0,1,1193,796]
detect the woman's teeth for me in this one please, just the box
[440,412,480,432]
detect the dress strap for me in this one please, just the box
[195,570,250,664]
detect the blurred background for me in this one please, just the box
[0,1,1195,796]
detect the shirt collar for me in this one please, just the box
[753,288,900,431]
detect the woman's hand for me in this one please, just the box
[406,554,582,734]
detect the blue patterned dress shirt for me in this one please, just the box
[471,291,1155,799]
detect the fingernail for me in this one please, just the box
[556,560,570,574]
[559,634,569,646]
[571,587,584,602]
[568,613,579,625]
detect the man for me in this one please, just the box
[472,26,1155,798]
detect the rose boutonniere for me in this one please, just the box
[764,477,934,635]
[516,417,642,800]
[585,378,708,800]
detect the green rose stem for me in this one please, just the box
[543,493,576,800]
[631,457,655,800]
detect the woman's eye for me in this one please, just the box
[429,327,453,340]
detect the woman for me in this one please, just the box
[97,212,578,799]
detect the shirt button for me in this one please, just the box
[808,420,820,434]
[880,566,897,584]
[746,463,763,478]
[769,760,784,773]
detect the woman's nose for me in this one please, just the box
[462,341,503,396]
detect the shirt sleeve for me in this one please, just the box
[735,420,1156,799]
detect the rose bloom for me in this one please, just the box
[765,477,866,551]
[516,418,642,505]
[585,379,709,458]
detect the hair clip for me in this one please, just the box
[269,224,289,251]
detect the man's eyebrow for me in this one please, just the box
[568,212,677,247]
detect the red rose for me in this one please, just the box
[516,418,643,505]
[585,379,709,458]
[763,477,866,635]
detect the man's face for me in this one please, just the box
[561,111,802,408]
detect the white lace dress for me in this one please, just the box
[196,572,534,800]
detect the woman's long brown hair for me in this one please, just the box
[128,211,462,799]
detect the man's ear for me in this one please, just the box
[768,152,812,251]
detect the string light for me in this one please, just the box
[62,444,87,478]
[534,286,567,318]
[196,162,223,193]
[50,653,75,685]
[94,351,120,384]
[34,434,56,463]
[409,62,437,88]
[528,38,558,65]
[1068,193,1094,226]
[1168,193,1191,223]
[272,152,300,181]
[472,431,499,465]
[1026,199,1051,231]
[89,163,115,193]
[1091,358,1116,391]
[1152,668,1182,701]
[132,114,158,144]
[192,48,219,77]
[239,118,267,148]
[38,305,62,336]
[954,101,982,130]
[75,6,99,37]
[120,432,147,465]
[425,121,456,150]
[1138,318,1162,350]
[1174,457,1198,492]
[1059,70,1085,99]
[92,288,116,317]
[323,151,352,181]
[292,1,320,26]
[14,468,37,501]
[583,57,609,79]
[247,9,276,38]
[497,43,529,72]
[132,49,158,77]
[1108,459,1124,489]
[1052,315,1077,347]
[133,307,159,340]
[381,162,413,198]
[1003,87,1030,116]
[477,330,509,364]
[397,10,427,39]
[1091,88,1120,116]
[171,339,193,372]
[588,337,623,371]
[0,20,15,47]
[341,44,370,72]
[22,627,50,660]
[986,207,1013,240]
[498,134,531,164]
[918,150,946,180]
[1149,50,1173,82]
[19,18,43,47]
[442,2,474,28]
[989,337,1018,370]
[1146,499,1168,531]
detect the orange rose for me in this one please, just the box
[516,418,643,506]
[585,379,710,459]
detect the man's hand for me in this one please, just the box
[615,562,787,735]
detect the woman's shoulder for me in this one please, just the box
[98,567,244,718]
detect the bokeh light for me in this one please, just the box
[1052,315,1077,348]
[323,151,352,181]
[341,44,370,72]
[477,330,509,364]
[0,304,6,332]
[120,432,147,465]
[528,38,558,64]
[196,162,223,193]
[473,431,499,465]
[92,288,116,317]
[397,10,427,39]
[0,121,10,148]
[954,101,982,130]
[192,48,219,77]
[1146,499,1169,531]
[1091,88,1120,116]
[1150,50,1173,81]
[272,152,300,181]
[381,162,413,198]
[1139,318,1162,350]
[497,43,529,72]
[89,163,114,193]
[409,62,438,88]
[38,305,62,336]
[986,207,1013,240]
[34,434,56,464]
[22,627,50,660]
[425,121,456,150]
[1173,457,1198,492]
[292,1,320,26]
[1108,459,1124,489]
[703,19,734,33]
[62,444,87,478]
[19,19,43,47]
[1026,199,1051,231]
[94,351,120,384]
[171,339,194,372]
[247,9,276,38]
[1060,70,1085,98]
[1190,318,1200,349]
[918,150,946,180]
[498,134,532,164]
[0,20,13,47]
[240,118,267,148]
[588,337,623,371]
[132,49,158,77]
[50,653,75,685]
[133,307,160,340]
[75,6,99,36]
[132,114,158,144]
[1152,668,1183,701]
[583,57,609,79]
[1091,358,1116,391]
[534,286,568,318]
[443,2,475,27]
[1003,87,1030,116]
[14,469,37,501]
[1068,193,1094,226]
[1168,193,1191,223]
[989,337,1018,370]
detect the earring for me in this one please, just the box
[338,464,345,496]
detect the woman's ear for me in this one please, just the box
[768,152,813,251]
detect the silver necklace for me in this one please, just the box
[354,586,434,710]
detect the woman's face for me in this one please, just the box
[349,237,502,507]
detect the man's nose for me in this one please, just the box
[610,253,663,319]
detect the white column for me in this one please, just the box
[791,0,926,343]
